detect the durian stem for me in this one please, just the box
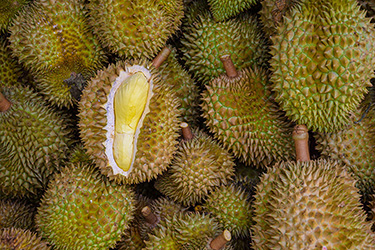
[181,122,194,140]
[0,92,11,112]
[152,47,172,69]
[141,206,158,225]
[209,229,231,250]
[292,124,310,162]
[220,55,238,78]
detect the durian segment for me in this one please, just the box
[113,72,150,173]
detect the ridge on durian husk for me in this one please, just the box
[0,199,36,230]
[251,159,375,249]
[201,65,295,168]
[270,0,375,133]
[0,228,51,250]
[78,59,181,184]
[154,128,235,207]
[207,0,257,21]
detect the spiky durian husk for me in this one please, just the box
[154,129,235,206]
[0,199,35,230]
[207,0,257,21]
[0,86,72,199]
[0,38,23,87]
[203,184,252,238]
[0,228,51,250]
[270,0,375,133]
[116,224,146,250]
[9,0,107,108]
[201,66,295,168]
[78,60,181,184]
[180,13,269,84]
[36,163,136,250]
[87,0,184,60]
[0,0,30,32]
[251,159,375,249]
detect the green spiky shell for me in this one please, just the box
[0,38,23,87]
[181,13,269,84]
[0,228,51,250]
[78,60,181,184]
[270,0,375,133]
[251,159,375,249]
[154,129,235,206]
[207,0,257,21]
[0,199,35,230]
[87,0,184,59]
[201,66,295,168]
[0,0,29,32]
[36,163,136,250]
[203,184,252,238]
[116,225,146,250]
[0,86,72,199]
[9,0,107,108]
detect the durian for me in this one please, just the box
[0,228,51,250]
[207,0,257,21]
[0,199,35,230]
[0,37,23,88]
[0,0,30,32]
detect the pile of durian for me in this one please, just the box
[2,0,375,249]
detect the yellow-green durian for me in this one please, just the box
[0,199,35,230]
[0,37,23,87]
[0,0,30,32]
[9,0,107,108]
[78,60,181,184]
[87,0,184,60]
[0,228,51,250]
[207,0,257,21]
[270,0,375,132]
[36,163,136,250]
[251,159,375,249]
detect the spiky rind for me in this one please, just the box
[155,129,235,206]
[201,66,295,168]
[0,228,51,250]
[251,159,375,249]
[0,38,23,87]
[116,224,146,250]
[270,0,375,132]
[208,0,257,21]
[0,199,35,230]
[78,60,181,184]
[36,163,136,250]
[0,0,30,32]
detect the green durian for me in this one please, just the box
[9,0,107,108]
[154,128,235,206]
[207,0,257,21]
[36,163,136,250]
[0,228,51,250]
[0,86,72,199]
[270,0,375,132]
[0,199,35,230]
[87,0,184,59]
[251,159,375,249]
[78,60,181,184]
[0,0,30,32]
[0,37,24,88]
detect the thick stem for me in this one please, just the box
[152,47,172,69]
[180,122,194,140]
[220,55,238,78]
[141,206,158,226]
[209,229,231,250]
[292,124,310,162]
[0,92,12,112]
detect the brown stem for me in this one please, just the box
[152,47,172,69]
[0,92,11,112]
[141,206,158,225]
[209,229,231,250]
[220,55,238,78]
[181,122,194,140]
[292,124,310,162]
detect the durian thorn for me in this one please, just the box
[141,206,159,225]
[181,122,194,140]
[292,124,310,162]
[220,55,238,78]
[152,46,172,69]
[0,92,12,112]
[209,229,231,250]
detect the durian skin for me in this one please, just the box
[0,228,51,250]
[270,0,375,133]
[251,159,375,249]
[0,86,72,199]
[36,163,136,250]
[207,0,257,21]
[78,60,181,184]
[201,66,295,168]
[0,199,35,230]
[0,0,29,32]
[0,38,23,88]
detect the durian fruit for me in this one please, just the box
[0,228,51,250]
[251,159,375,249]
[201,56,295,168]
[36,163,136,250]
[87,0,184,60]
[180,12,269,85]
[9,0,107,108]
[154,126,235,207]
[0,37,23,88]
[0,0,30,32]
[0,199,35,230]
[116,225,146,250]
[78,59,181,184]
[0,86,72,199]
[207,0,257,21]
[270,0,375,133]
